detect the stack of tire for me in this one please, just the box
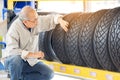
[39,7,120,72]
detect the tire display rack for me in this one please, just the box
[38,7,120,80]
[7,0,120,80]
[42,60,120,80]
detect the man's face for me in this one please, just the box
[23,11,38,28]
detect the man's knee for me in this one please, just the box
[6,55,23,67]
[45,69,54,79]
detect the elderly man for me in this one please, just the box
[4,6,69,80]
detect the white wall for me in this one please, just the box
[38,1,83,13]
[0,0,7,58]
[0,0,3,21]
[0,19,7,37]
[0,0,7,39]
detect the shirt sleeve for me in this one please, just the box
[54,14,63,24]
[35,14,63,33]
[5,24,29,60]
[21,50,29,60]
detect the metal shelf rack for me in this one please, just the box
[42,60,120,80]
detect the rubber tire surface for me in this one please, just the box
[79,10,107,68]
[7,10,16,29]
[44,30,60,61]
[7,15,18,30]
[38,30,59,61]
[93,7,120,71]
[51,12,81,64]
[108,11,120,71]
[38,32,53,61]
[64,13,91,66]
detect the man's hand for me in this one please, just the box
[34,51,44,59]
[27,51,44,59]
[58,17,69,32]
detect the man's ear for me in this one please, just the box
[22,20,27,24]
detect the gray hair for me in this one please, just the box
[19,12,29,21]
[19,6,35,21]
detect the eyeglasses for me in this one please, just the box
[27,18,38,23]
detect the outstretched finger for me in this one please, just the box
[64,26,68,32]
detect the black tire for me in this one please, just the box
[7,10,16,29]
[38,32,53,61]
[7,15,18,30]
[108,11,120,71]
[93,7,120,71]
[38,30,59,61]
[51,12,81,64]
[52,25,69,63]
[79,10,108,68]
[44,30,60,61]
[65,13,91,66]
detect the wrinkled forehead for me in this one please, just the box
[28,10,38,20]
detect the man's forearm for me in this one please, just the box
[57,15,69,32]
[26,52,34,58]
[25,51,44,59]
[57,16,64,24]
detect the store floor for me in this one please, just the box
[52,72,91,80]
[0,71,91,80]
